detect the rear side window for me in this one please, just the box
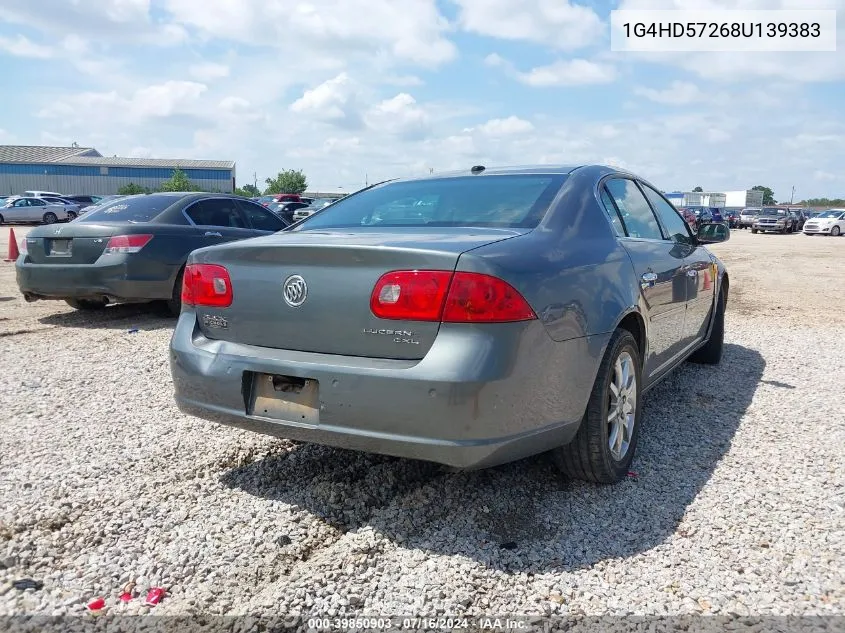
[81,195,183,223]
[296,174,568,230]
[599,188,626,236]
[236,200,287,231]
[187,199,247,228]
[604,179,663,240]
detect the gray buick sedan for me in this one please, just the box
[170,165,730,483]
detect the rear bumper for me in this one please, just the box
[170,312,610,469]
[15,257,174,302]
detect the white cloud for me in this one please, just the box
[37,81,208,122]
[454,0,604,50]
[634,81,702,105]
[517,59,616,86]
[162,0,456,66]
[472,116,535,136]
[0,34,53,58]
[189,62,230,81]
[365,93,430,139]
[289,73,364,128]
[814,171,837,182]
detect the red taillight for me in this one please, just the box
[370,270,452,321]
[369,270,536,323]
[442,272,536,322]
[181,263,233,308]
[104,234,153,254]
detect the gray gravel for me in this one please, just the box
[0,233,843,621]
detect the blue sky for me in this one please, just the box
[0,0,843,201]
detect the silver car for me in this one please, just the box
[170,164,730,484]
[0,197,72,224]
[40,197,83,220]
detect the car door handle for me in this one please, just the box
[641,272,658,283]
[204,231,222,237]
[686,269,698,277]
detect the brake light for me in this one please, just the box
[370,270,452,321]
[104,234,153,254]
[442,272,536,322]
[369,270,536,323]
[181,263,233,308]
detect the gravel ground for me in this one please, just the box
[0,227,843,623]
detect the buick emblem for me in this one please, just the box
[283,275,307,307]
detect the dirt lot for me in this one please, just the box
[0,225,843,621]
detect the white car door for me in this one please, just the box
[8,198,34,222]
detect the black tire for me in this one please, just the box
[553,329,642,484]
[0,213,4,224]
[751,228,758,234]
[43,212,58,224]
[688,289,725,365]
[65,298,107,311]
[66,211,77,221]
[165,267,185,316]
[832,226,841,237]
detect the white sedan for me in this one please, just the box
[0,196,72,224]
[803,209,845,236]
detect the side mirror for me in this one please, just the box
[697,222,730,244]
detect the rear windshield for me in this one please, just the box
[295,174,567,230]
[80,195,182,223]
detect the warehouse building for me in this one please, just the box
[0,145,236,196]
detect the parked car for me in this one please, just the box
[22,190,63,198]
[1,196,73,224]
[269,201,310,224]
[678,207,697,230]
[738,208,760,229]
[291,198,335,223]
[16,193,289,314]
[790,209,808,231]
[62,195,104,209]
[77,195,124,214]
[170,164,730,484]
[723,209,739,228]
[803,209,845,236]
[258,194,302,208]
[40,197,83,220]
[299,197,314,205]
[751,207,797,233]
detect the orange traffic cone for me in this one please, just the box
[4,228,19,262]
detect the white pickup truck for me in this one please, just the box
[738,207,761,229]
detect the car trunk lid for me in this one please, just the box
[24,223,130,265]
[189,228,528,359]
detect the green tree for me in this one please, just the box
[117,183,151,195]
[158,167,201,192]
[264,169,308,195]
[751,185,776,205]
[234,184,261,197]
[692,186,703,192]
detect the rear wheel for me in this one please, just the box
[0,213,4,224]
[43,212,58,224]
[66,211,77,221]
[165,267,185,316]
[688,289,725,365]
[832,226,841,237]
[65,298,107,311]
[751,228,758,234]
[553,329,642,484]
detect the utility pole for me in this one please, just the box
[790,186,795,204]
[365,173,368,187]
[253,172,258,191]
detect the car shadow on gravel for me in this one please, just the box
[221,343,764,574]
[37,302,175,331]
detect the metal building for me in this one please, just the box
[0,145,236,196]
